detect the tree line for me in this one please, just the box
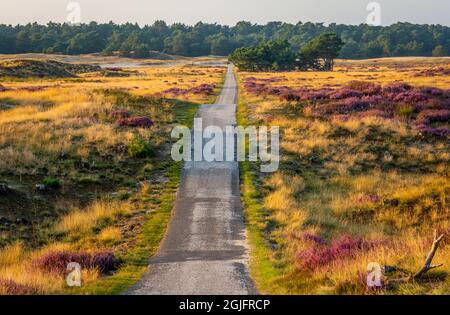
[0,21,448,58]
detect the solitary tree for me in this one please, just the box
[300,33,344,70]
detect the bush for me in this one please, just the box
[118,116,154,128]
[32,251,118,275]
[0,279,37,295]
[296,235,386,271]
[128,136,155,158]
[42,178,61,189]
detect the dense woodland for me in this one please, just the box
[0,21,448,58]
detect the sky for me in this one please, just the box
[1,0,449,26]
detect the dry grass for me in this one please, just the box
[238,57,450,294]
[56,200,132,236]
[0,58,226,294]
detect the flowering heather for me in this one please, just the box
[302,233,327,245]
[315,97,374,116]
[346,81,382,95]
[392,91,429,103]
[117,116,154,128]
[296,235,385,271]
[416,109,450,125]
[109,110,130,119]
[383,82,412,94]
[416,124,450,137]
[32,251,118,275]
[422,87,444,97]
[329,88,363,100]
[0,279,37,295]
[164,83,217,96]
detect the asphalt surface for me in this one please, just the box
[127,65,257,295]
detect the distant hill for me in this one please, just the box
[0,59,100,78]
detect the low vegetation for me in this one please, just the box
[238,57,450,294]
[0,57,226,294]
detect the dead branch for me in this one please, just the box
[389,231,445,283]
[411,231,445,280]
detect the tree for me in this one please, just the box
[229,39,296,71]
[432,45,447,57]
[0,21,447,58]
[300,33,344,70]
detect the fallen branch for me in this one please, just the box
[389,231,445,283]
[411,231,445,280]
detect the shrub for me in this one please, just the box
[302,233,327,245]
[393,91,428,103]
[296,235,385,271]
[118,116,154,128]
[329,88,362,100]
[422,87,444,96]
[128,136,155,158]
[346,81,381,95]
[0,279,37,295]
[383,82,412,93]
[32,251,118,275]
[42,178,61,189]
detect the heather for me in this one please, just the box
[242,76,450,137]
[32,251,118,275]
[296,235,386,271]
[238,57,450,295]
[0,58,226,294]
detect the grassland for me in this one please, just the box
[237,57,450,295]
[0,57,226,294]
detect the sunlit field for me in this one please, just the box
[0,57,226,294]
[237,57,450,295]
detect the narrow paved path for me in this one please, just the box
[128,65,257,295]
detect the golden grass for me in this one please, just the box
[237,58,450,294]
[0,59,226,294]
[57,200,132,236]
[98,227,122,243]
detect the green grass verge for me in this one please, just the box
[236,77,286,294]
[73,162,181,295]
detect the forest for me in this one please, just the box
[0,21,448,58]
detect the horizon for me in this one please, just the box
[2,19,449,28]
[1,0,450,27]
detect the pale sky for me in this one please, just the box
[1,0,449,26]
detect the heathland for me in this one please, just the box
[237,57,450,294]
[0,55,226,294]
